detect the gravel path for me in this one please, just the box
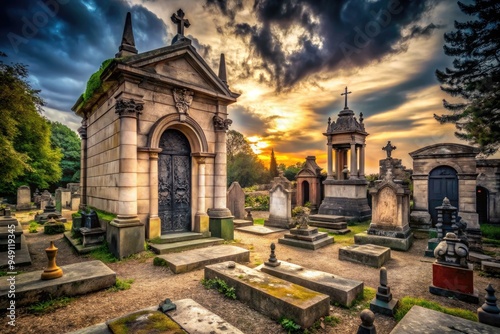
[3,211,499,334]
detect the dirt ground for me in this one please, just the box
[3,210,500,334]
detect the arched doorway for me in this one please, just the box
[428,166,458,225]
[476,186,489,224]
[302,180,310,205]
[158,129,191,233]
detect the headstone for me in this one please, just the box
[60,189,72,209]
[339,244,391,268]
[370,267,399,316]
[355,169,413,251]
[477,284,500,328]
[227,181,246,219]
[265,172,294,228]
[71,194,80,211]
[34,196,67,223]
[430,232,479,303]
[16,185,31,210]
[357,309,376,334]
[33,189,41,208]
[80,209,105,247]
[55,188,63,213]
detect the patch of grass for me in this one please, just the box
[88,206,117,222]
[324,221,370,246]
[108,278,135,292]
[28,221,39,233]
[481,224,500,240]
[28,296,74,314]
[253,218,265,225]
[395,296,478,322]
[64,222,72,231]
[71,212,81,219]
[346,287,376,310]
[304,315,341,334]
[483,238,500,247]
[153,257,167,267]
[89,243,119,263]
[148,237,162,244]
[279,317,301,333]
[201,277,237,299]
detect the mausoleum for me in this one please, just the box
[73,10,239,258]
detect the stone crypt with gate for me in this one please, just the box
[73,10,239,258]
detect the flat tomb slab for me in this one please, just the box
[235,225,286,235]
[168,298,244,333]
[482,261,500,275]
[257,261,363,307]
[390,305,498,334]
[156,245,250,274]
[0,260,115,308]
[204,261,329,328]
[0,235,31,268]
[354,231,414,251]
[339,244,390,268]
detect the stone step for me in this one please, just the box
[309,220,348,230]
[257,261,364,307]
[309,214,345,223]
[154,232,206,244]
[233,219,253,228]
[279,234,334,250]
[149,237,224,254]
[205,261,330,328]
[321,228,351,235]
[155,245,250,274]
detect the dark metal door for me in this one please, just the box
[476,186,489,224]
[158,129,191,233]
[428,166,458,225]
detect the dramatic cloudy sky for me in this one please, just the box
[1,0,492,173]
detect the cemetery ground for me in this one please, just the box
[4,210,500,334]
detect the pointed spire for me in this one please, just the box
[116,12,137,58]
[218,53,228,87]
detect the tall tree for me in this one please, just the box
[227,129,253,162]
[269,148,279,178]
[50,121,81,186]
[0,52,62,195]
[435,0,500,155]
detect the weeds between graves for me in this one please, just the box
[108,277,135,292]
[395,296,478,322]
[28,221,39,233]
[253,218,265,225]
[28,296,75,314]
[323,221,370,245]
[279,315,341,334]
[279,317,301,333]
[201,277,237,299]
[343,287,376,311]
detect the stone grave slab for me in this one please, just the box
[204,261,330,328]
[107,308,184,334]
[469,251,493,264]
[233,219,253,228]
[0,235,32,268]
[257,260,363,307]
[235,225,286,235]
[64,232,103,254]
[0,260,115,308]
[155,245,250,274]
[354,231,413,251]
[339,244,391,268]
[168,298,244,333]
[482,261,500,276]
[390,305,498,334]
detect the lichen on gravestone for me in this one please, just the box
[107,309,185,334]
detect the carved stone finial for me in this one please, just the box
[218,53,228,87]
[434,232,469,267]
[380,267,388,287]
[359,112,364,123]
[357,309,376,334]
[171,9,190,44]
[116,12,138,58]
[173,88,194,115]
[341,86,352,109]
[41,241,63,280]
[213,115,232,131]
[442,197,451,207]
[115,99,144,118]
[478,283,500,327]
[265,243,280,267]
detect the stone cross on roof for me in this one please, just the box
[171,9,190,36]
[341,86,352,109]
[382,140,396,158]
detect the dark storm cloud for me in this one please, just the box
[206,0,442,90]
[230,105,270,134]
[204,0,244,23]
[0,0,167,112]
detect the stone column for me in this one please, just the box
[147,149,162,239]
[108,97,145,259]
[350,143,357,179]
[359,144,366,179]
[195,156,210,236]
[327,136,333,179]
[78,117,88,210]
[208,114,234,240]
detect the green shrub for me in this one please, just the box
[245,194,270,210]
[201,277,236,299]
[481,224,500,240]
[44,222,66,234]
[28,221,39,233]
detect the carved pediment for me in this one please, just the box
[409,143,480,159]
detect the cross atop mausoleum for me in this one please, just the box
[171,9,190,36]
[341,86,352,109]
[382,141,397,158]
